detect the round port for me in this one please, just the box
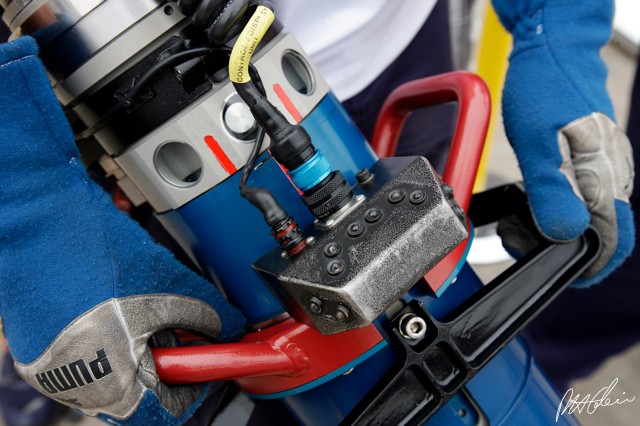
[223,97,258,142]
[154,142,203,188]
[282,50,315,95]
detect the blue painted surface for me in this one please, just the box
[467,337,580,426]
[281,343,397,426]
[157,93,377,324]
[248,341,388,401]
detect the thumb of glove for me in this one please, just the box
[556,113,634,279]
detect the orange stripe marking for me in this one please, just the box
[273,83,303,123]
[204,135,237,174]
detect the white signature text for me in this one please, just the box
[556,378,635,422]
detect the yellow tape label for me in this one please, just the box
[229,5,275,83]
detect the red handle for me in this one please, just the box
[371,72,491,292]
[154,319,383,393]
[370,71,490,212]
[153,341,309,384]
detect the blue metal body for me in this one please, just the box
[157,93,376,324]
[159,91,577,424]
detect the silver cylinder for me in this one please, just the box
[2,0,186,105]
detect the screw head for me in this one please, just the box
[327,259,345,275]
[364,208,382,223]
[347,221,365,237]
[387,189,405,204]
[335,305,350,322]
[308,297,323,314]
[409,190,427,205]
[399,314,427,340]
[324,242,341,257]
[305,236,316,245]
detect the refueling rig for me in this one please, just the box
[2,1,600,424]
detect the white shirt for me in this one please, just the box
[274,0,437,100]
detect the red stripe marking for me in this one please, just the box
[273,83,303,123]
[289,241,307,255]
[275,222,295,239]
[204,135,237,174]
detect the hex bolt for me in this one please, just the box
[387,189,405,204]
[324,242,342,257]
[399,313,427,340]
[347,221,365,237]
[409,190,427,205]
[364,208,382,223]
[327,259,345,275]
[335,305,350,322]
[308,297,323,314]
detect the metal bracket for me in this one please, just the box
[342,185,601,425]
[253,157,468,335]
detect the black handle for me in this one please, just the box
[343,184,601,426]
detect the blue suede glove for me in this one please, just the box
[0,37,245,425]
[492,0,634,287]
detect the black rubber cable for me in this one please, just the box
[125,47,217,105]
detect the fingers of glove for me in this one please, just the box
[559,113,634,275]
[98,386,211,426]
[1,151,244,365]
[14,295,224,419]
[119,297,223,422]
[497,214,547,258]
[0,37,246,352]
[491,0,545,34]
[573,201,635,288]
[500,46,601,242]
